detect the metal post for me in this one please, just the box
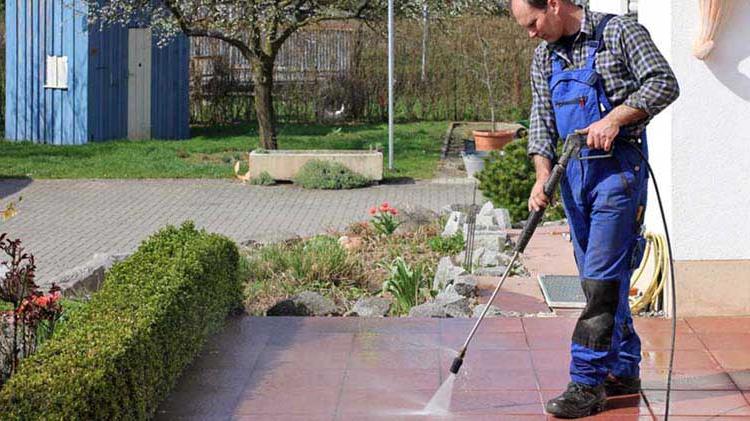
[387,0,394,170]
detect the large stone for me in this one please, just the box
[456,247,485,270]
[441,211,464,238]
[409,302,446,317]
[433,257,467,291]
[479,201,495,217]
[441,297,472,318]
[479,250,501,267]
[494,208,512,229]
[267,291,339,316]
[349,296,392,317]
[396,205,438,234]
[453,276,478,297]
[472,234,503,253]
[436,284,463,302]
[475,214,495,230]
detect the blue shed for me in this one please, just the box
[4,0,190,144]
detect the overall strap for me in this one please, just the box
[585,14,616,69]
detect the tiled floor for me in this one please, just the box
[156,315,750,420]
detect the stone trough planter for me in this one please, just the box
[248,150,383,181]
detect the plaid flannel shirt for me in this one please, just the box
[528,9,680,160]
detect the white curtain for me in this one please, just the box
[693,0,730,60]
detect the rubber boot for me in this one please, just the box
[545,381,607,418]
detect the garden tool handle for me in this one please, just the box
[514,133,585,254]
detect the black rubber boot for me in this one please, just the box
[604,374,641,396]
[545,381,607,418]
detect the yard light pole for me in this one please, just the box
[387,0,394,170]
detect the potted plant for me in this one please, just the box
[470,27,515,151]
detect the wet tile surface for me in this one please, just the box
[158,315,750,420]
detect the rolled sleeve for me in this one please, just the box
[528,47,559,160]
[618,18,680,116]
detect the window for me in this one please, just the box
[45,55,68,89]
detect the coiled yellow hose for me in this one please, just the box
[629,232,670,314]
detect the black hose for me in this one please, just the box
[624,141,677,421]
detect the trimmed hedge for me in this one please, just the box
[0,222,241,420]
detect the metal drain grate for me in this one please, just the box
[538,275,586,308]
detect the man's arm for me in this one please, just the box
[528,46,559,211]
[529,155,553,212]
[585,16,680,151]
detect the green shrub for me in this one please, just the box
[250,170,276,186]
[0,222,241,420]
[428,231,465,254]
[293,160,370,189]
[476,138,565,222]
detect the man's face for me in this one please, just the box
[511,0,564,43]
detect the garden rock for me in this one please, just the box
[440,296,472,318]
[494,208,512,229]
[479,250,500,267]
[453,276,478,298]
[396,205,438,233]
[457,247,485,269]
[475,214,495,230]
[267,291,339,316]
[436,284,463,302]
[441,211,464,238]
[409,302,446,317]
[433,257,467,290]
[479,201,495,217]
[349,297,392,317]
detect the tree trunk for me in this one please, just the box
[251,56,277,150]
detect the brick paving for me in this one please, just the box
[0,178,478,287]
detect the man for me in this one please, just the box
[509,0,679,418]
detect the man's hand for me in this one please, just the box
[581,117,619,151]
[528,177,551,212]
[529,155,553,212]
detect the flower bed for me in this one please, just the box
[0,222,241,420]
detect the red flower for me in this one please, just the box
[368,206,377,216]
[389,208,398,216]
[379,202,390,212]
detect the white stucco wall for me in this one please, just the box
[588,0,628,14]
[639,2,750,261]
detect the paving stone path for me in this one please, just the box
[0,178,478,287]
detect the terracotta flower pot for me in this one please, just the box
[472,129,515,151]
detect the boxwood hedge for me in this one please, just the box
[0,222,241,420]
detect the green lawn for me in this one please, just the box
[0,122,447,181]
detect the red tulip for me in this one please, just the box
[368,207,377,216]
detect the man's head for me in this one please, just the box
[510,0,578,43]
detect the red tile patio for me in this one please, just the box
[156,228,750,420]
[156,315,750,420]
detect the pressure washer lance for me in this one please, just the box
[449,132,585,376]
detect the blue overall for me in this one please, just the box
[549,15,648,386]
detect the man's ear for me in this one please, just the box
[547,0,561,14]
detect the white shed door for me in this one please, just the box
[128,28,152,140]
